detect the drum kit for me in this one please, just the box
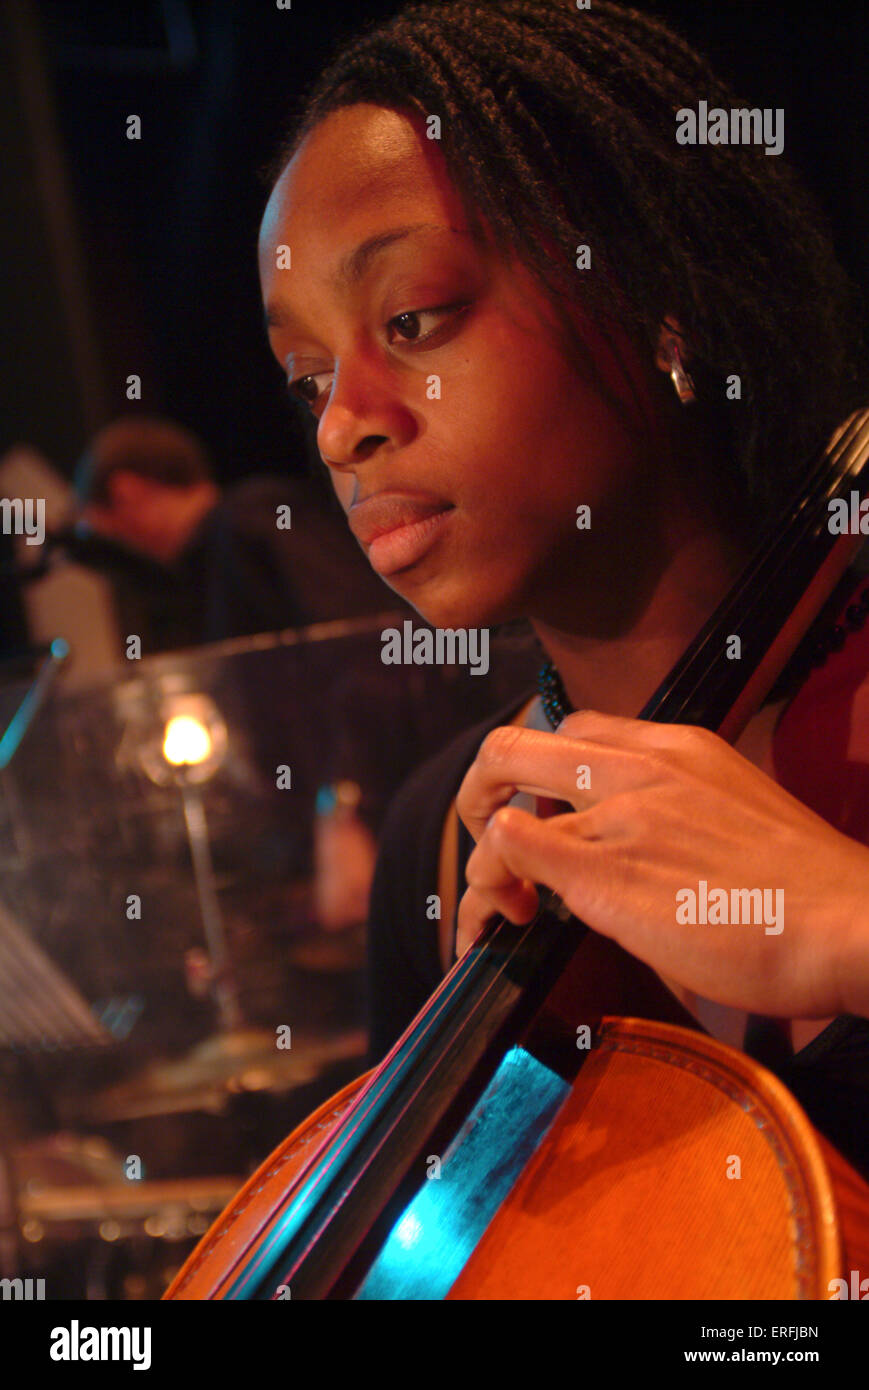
[0,815,368,1297]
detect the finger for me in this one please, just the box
[454,880,537,958]
[554,709,696,750]
[463,833,541,918]
[456,720,662,842]
[468,804,608,920]
[557,709,737,769]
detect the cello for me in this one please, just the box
[165,408,869,1300]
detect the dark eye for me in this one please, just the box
[391,311,424,341]
[286,371,332,408]
[285,303,468,413]
[387,304,465,345]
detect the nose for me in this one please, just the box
[316,352,417,481]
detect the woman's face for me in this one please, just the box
[259,103,666,631]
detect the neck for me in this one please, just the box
[531,523,746,719]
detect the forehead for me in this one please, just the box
[258,104,470,270]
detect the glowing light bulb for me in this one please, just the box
[163,715,212,767]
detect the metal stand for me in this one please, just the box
[179,782,243,1033]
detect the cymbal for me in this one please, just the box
[82,1026,367,1121]
[13,1131,240,1240]
[20,1176,241,1230]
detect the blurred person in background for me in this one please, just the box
[75,415,397,652]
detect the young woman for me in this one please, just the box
[257,1,869,1173]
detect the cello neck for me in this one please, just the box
[644,406,869,738]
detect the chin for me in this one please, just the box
[399,581,517,633]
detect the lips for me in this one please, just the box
[348,492,453,547]
[348,491,455,577]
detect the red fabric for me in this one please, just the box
[772,579,869,847]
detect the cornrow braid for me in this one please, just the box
[270,0,864,523]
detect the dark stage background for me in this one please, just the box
[1,0,867,484]
[0,0,867,1302]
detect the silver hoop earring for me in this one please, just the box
[665,337,697,405]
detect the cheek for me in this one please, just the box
[448,353,646,569]
[448,340,582,508]
[460,277,651,504]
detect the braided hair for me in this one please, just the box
[270,0,864,525]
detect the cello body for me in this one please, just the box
[166,1015,851,1300]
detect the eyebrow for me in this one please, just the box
[264,223,454,331]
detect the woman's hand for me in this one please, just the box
[454,710,869,1019]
